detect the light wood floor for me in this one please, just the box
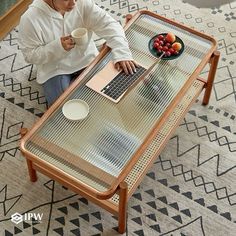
[0,0,32,40]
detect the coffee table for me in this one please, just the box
[20,10,220,233]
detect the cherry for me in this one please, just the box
[165,51,171,57]
[162,46,169,51]
[153,42,159,49]
[173,50,179,55]
[169,48,175,54]
[165,42,171,48]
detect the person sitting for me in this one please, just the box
[18,0,137,106]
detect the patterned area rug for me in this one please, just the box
[0,0,236,235]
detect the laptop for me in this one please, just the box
[86,55,163,103]
[85,61,148,103]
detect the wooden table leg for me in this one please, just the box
[202,50,220,105]
[20,128,37,182]
[118,181,128,234]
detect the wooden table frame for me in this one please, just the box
[20,11,220,234]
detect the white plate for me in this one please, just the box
[62,99,89,121]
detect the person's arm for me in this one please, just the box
[18,16,72,65]
[82,0,134,65]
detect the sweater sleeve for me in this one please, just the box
[81,0,133,64]
[18,15,69,65]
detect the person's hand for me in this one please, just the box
[60,35,75,51]
[115,60,139,75]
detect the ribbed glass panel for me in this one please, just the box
[25,14,213,192]
[110,80,204,204]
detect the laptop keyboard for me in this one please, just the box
[101,66,146,100]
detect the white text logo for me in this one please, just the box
[11,212,43,224]
[11,213,23,224]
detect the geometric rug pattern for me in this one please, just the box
[0,0,235,235]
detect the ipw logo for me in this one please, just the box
[11,212,43,224]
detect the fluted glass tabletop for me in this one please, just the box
[25,13,214,193]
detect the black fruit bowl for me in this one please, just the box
[148,33,185,60]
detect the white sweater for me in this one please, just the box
[18,0,133,84]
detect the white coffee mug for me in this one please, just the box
[71,28,88,45]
